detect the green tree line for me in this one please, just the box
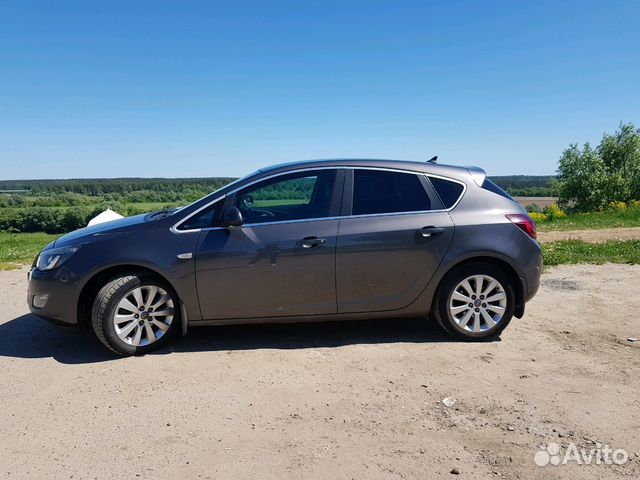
[0,189,220,208]
[0,177,234,197]
[555,123,640,211]
[0,202,182,234]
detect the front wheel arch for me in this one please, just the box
[91,273,181,355]
[77,265,183,331]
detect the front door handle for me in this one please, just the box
[298,236,326,248]
[417,226,445,238]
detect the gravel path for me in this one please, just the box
[1,265,639,479]
[538,226,640,243]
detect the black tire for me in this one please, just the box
[433,262,516,341]
[91,273,180,356]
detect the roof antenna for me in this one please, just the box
[427,155,438,164]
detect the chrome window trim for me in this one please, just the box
[348,166,467,215]
[170,197,226,234]
[170,165,467,234]
[423,173,467,211]
[196,216,344,232]
[331,208,451,221]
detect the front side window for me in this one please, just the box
[352,170,431,216]
[178,200,223,230]
[234,170,336,224]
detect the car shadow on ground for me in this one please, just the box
[0,313,472,364]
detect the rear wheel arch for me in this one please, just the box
[77,265,181,330]
[433,256,525,318]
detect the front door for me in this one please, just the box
[195,169,343,320]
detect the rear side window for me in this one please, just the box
[482,179,514,200]
[429,177,464,208]
[352,170,431,215]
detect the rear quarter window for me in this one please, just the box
[428,177,464,209]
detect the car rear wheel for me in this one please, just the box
[91,274,180,356]
[433,262,515,341]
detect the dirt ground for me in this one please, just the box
[514,197,557,209]
[1,265,639,479]
[537,227,640,243]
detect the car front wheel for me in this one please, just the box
[91,274,180,356]
[433,262,515,341]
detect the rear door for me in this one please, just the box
[336,168,455,313]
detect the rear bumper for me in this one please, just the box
[27,267,80,327]
[514,240,542,317]
[522,242,543,302]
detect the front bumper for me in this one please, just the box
[27,267,80,327]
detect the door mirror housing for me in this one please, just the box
[221,206,244,227]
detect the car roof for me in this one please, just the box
[257,158,483,183]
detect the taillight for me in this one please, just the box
[506,213,537,239]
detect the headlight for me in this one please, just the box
[35,246,80,271]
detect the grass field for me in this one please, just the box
[541,240,640,266]
[0,201,176,213]
[0,232,58,270]
[514,196,557,208]
[125,201,181,211]
[536,206,640,231]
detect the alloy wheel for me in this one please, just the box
[448,274,507,333]
[113,286,174,347]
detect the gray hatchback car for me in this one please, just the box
[28,159,542,356]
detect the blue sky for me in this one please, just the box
[1,0,639,180]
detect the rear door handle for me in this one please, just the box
[298,236,326,248]
[417,226,445,238]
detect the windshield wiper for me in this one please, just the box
[148,207,179,220]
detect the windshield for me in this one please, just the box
[151,172,259,219]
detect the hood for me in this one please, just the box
[53,213,152,248]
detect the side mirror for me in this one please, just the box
[221,206,244,227]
